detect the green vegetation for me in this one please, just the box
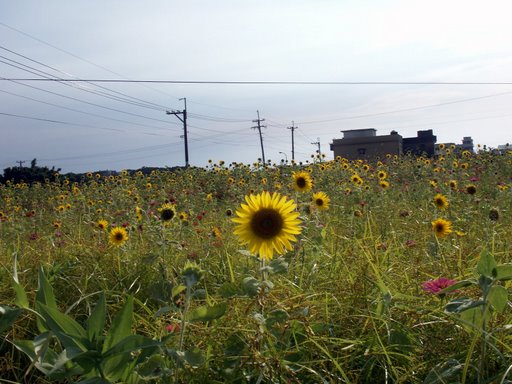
[1,149,512,383]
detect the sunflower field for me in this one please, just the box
[1,148,512,383]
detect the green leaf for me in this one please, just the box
[477,250,497,278]
[242,276,260,297]
[86,292,106,343]
[219,282,240,298]
[184,346,204,367]
[0,305,22,334]
[36,267,57,309]
[172,285,186,299]
[437,279,474,295]
[38,303,88,351]
[267,257,289,274]
[423,359,463,384]
[496,264,512,281]
[102,296,133,353]
[186,302,227,322]
[459,306,486,332]
[102,335,161,381]
[488,285,508,313]
[445,298,485,314]
[13,280,29,309]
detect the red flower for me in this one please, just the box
[422,277,457,294]
[165,323,181,333]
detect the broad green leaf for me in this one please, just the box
[13,280,29,309]
[38,303,88,351]
[0,305,22,334]
[102,296,133,353]
[86,292,106,343]
[477,250,497,278]
[186,302,227,322]
[496,264,512,281]
[36,267,57,309]
[35,268,57,333]
[488,285,508,313]
[459,306,486,332]
[137,354,167,379]
[184,346,204,367]
[102,335,161,381]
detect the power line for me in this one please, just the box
[3,78,512,85]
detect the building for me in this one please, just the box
[330,129,437,160]
[436,137,474,155]
[329,129,402,160]
[402,129,437,156]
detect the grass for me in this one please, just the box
[1,150,512,383]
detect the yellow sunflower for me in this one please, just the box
[97,219,108,230]
[109,226,129,246]
[431,218,453,238]
[292,171,313,192]
[311,191,330,210]
[433,194,449,210]
[379,180,390,189]
[466,184,477,195]
[159,203,176,222]
[232,191,302,260]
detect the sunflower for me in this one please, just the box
[466,184,477,195]
[311,191,330,210]
[433,194,449,210]
[449,180,458,190]
[97,219,108,231]
[179,211,188,221]
[377,170,387,180]
[292,171,313,192]
[159,203,176,222]
[109,226,128,246]
[431,218,453,238]
[232,191,302,260]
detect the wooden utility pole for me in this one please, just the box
[252,110,266,165]
[166,98,189,167]
[287,121,297,161]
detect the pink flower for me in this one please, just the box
[422,277,457,294]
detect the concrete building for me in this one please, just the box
[402,129,437,156]
[329,129,402,160]
[330,129,439,160]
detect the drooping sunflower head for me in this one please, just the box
[311,191,330,210]
[433,194,449,210]
[431,218,453,238]
[232,191,302,260]
[292,171,313,192]
[159,203,176,222]
[109,226,129,246]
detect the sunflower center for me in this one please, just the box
[315,198,324,206]
[435,224,444,233]
[161,209,175,221]
[250,208,284,239]
[115,232,124,241]
[296,177,306,188]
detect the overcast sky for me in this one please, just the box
[1,0,512,173]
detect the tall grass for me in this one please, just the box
[1,150,511,383]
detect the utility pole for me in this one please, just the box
[312,137,321,162]
[166,98,189,167]
[287,121,297,161]
[16,160,25,168]
[252,110,266,165]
